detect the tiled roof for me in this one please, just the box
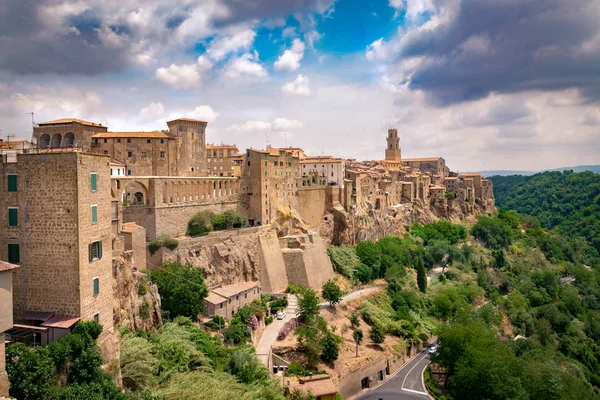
[121,223,144,233]
[460,173,482,177]
[18,311,54,322]
[212,281,259,299]
[41,315,80,329]
[38,118,103,127]
[403,157,442,162]
[204,292,227,305]
[0,140,33,149]
[167,117,207,124]
[0,260,19,272]
[110,159,126,166]
[93,131,170,139]
[207,144,239,150]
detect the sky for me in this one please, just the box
[0,0,599,172]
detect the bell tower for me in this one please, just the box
[385,128,401,162]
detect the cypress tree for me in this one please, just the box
[416,257,427,293]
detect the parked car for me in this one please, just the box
[276,311,286,320]
[428,345,438,355]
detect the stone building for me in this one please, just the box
[0,151,115,345]
[203,281,261,320]
[33,117,208,177]
[402,157,447,179]
[385,128,401,162]
[206,144,239,177]
[0,260,18,397]
[300,156,345,187]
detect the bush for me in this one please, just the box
[224,322,250,344]
[148,235,179,255]
[327,245,360,278]
[370,324,386,344]
[286,283,307,295]
[265,316,273,326]
[227,346,269,384]
[321,332,342,362]
[222,210,245,229]
[163,237,179,251]
[444,191,456,199]
[355,263,373,283]
[138,281,148,296]
[187,211,215,236]
[349,313,360,328]
[322,280,343,306]
[278,319,298,340]
[140,300,150,319]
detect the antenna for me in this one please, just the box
[265,132,270,148]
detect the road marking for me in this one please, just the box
[401,353,428,390]
[401,388,430,396]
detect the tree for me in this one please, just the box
[322,280,342,307]
[353,329,364,357]
[354,263,373,284]
[321,332,341,362]
[349,313,360,328]
[416,257,427,293]
[298,288,320,322]
[150,261,209,321]
[356,241,382,277]
[186,210,216,236]
[227,346,269,384]
[370,324,386,344]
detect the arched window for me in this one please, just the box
[51,134,62,148]
[63,132,75,147]
[39,134,50,149]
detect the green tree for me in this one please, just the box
[370,324,386,344]
[320,332,341,362]
[416,257,427,294]
[6,344,55,400]
[186,210,215,236]
[227,346,269,384]
[356,241,382,277]
[299,288,320,322]
[322,280,343,307]
[471,216,514,249]
[150,261,209,321]
[354,263,373,284]
[353,329,364,357]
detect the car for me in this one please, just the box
[428,345,438,355]
[276,311,286,320]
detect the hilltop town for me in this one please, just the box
[0,117,494,398]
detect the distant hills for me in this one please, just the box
[464,165,600,177]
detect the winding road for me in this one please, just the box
[355,347,433,400]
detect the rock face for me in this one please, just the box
[113,251,162,332]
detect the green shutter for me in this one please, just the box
[89,243,93,263]
[98,241,102,259]
[7,175,17,192]
[90,173,97,192]
[8,244,19,264]
[8,208,18,227]
[93,278,99,296]
[91,205,98,224]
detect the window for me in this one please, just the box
[147,139,151,144]
[274,161,278,166]
[127,170,132,176]
[128,151,132,157]
[127,138,131,143]
[103,151,108,155]
[7,174,17,192]
[264,171,268,176]
[103,139,107,143]
[8,244,20,264]
[93,277,99,296]
[90,173,97,191]
[117,138,121,143]
[88,241,102,262]
[8,208,18,227]
[91,205,98,224]
[160,139,164,144]
[160,151,165,158]
[93,313,99,323]
[141,152,147,158]
[208,158,211,162]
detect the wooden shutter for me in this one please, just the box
[93,278,99,296]
[8,208,18,227]
[91,173,97,191]
[98,241,102,259]
[91,205,97,224]
[89,243,93,263]
[8,244,19,264]
[7,175,17,192]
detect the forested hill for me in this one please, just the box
[489,171,600,251]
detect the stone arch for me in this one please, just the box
[119,180,149,207]
[50,134,62,148]
[39,134,50,149]
[63,132,75,147]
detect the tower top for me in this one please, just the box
[385,128,401,162]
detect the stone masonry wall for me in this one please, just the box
[258,230,289,293]
[297,187,328,228]
[0,339,7,397]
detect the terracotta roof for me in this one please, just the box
[403,157,442,162]
[121,223,144,233]
[0,260,19,272]
[430,185,445,190]
[41,315,80,329]
[110,159,126,166]
[460,173,482,177]
[204,292,227,305]
[0,140,33,149]
[38,118,103,127]
[267,147,281,156]
[167,117,207,124]
[301,158,344,164]
[93,131,170,139]
[288,376,337,397]
[207,144,239,150]
[18,311,54,322]
[212,281,259,299]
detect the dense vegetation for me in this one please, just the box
[187,210,245,236]
[490,170,600,251]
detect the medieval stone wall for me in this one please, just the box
[298,186,328,228]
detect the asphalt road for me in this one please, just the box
[355,347,432,400]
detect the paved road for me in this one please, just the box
[256,294,297,366]
[355,347,432,400]
[319,286,381,309]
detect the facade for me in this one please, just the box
[203,281,261,319]
[0,151,114,344]
[300,156,345,187]
[385,128,401,162]
[0,261,18,397]
[206,144,239,177]
[402,157,446,179]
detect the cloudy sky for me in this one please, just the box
[1,0,599,171]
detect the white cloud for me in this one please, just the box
[389,0,404,10]
[224,52,268,79]
[281,74,311,96]
[274,39,305,71]
[155,63,202,89]
[305,30,322,49]
[187,105,219,122]
[227,117,303,133]
[206,29,256,61]
[140,102,165,120]
[365,38,389,62]
[282,27,297,39]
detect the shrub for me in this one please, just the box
[222,210,245,229]
[227,346,269,384]
[444,191,456,199]
[327,245,360,278]
[148,235,179,255]
[247,314,259,331]
[187,211,215,236]
[72,320,103,340]
[349,313,360,328]
[370,324,386,344]
[148,240,161,256]
[355,263,373,283]
[277,319,298,340]
[140,300,150,319]
[224,322,250,344]
[321,332,341,362]
[265,316,273,326]
[286,283,307,295]
[163,237,179,251]
[138,281,148,296]
[322,280,343,306]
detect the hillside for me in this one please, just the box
[490,171,600,252]
[472,165,600,177]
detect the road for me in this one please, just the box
[319,286,381,308]
[355,347,432,400]
[256,294,297,366]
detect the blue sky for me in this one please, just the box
[0,0,599,171]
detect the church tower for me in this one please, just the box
[385,128,401,162]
